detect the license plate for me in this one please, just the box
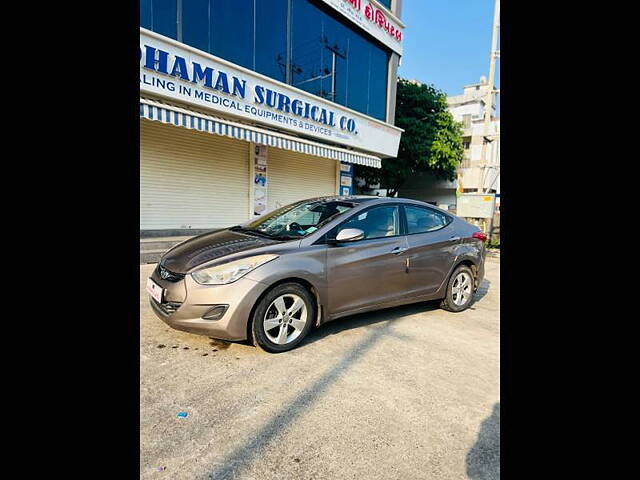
[146,277,164,303]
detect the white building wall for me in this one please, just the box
[448,80,500,193]
[450,103,481,121]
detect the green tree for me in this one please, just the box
[355,79,464,197]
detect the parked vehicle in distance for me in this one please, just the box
[147,196,487,353]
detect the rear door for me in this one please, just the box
[402,204,460,297]
[326,204,409,316]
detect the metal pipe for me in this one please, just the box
[480,0,500,193]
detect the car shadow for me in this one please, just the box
[301,300,441,347]
[472,278,492,305]
[201,291,496,479]
[207,279,492,350]
[205,319,398,479]
[301,278,492,347]
[466,402,500,480]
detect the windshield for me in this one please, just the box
[238,199,354,239]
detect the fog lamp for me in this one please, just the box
[202,305,229,321]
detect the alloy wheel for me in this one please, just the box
[452,272,472,306]
[263,294,308,345]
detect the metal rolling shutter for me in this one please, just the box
[140,120,249,230]
[267,148,337,211]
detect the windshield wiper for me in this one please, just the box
[272,234,301,240]
[230,226,280,239]
[229,226,260,235]
[230,225,302,241]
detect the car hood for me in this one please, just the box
[160,228,282,274]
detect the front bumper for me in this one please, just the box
[148,266,269,341]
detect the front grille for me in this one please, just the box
[157,264,185,282]
[151,298,182,316]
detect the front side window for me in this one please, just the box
[405,206,451,234]
[339,205,400,240]
[240,199,353,239]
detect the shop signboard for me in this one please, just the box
[251,143,268,216]
[339,162,353,196]
[140,29,402,158]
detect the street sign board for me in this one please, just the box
[456,193,496,219]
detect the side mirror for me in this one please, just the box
[335,228,365,242]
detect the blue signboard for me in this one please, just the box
[339,162,353,196]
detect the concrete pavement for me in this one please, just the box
[140,257,500,479]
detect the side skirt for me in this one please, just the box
[324,291,445,324]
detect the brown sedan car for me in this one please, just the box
[147,196,487,352]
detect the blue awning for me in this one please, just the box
[140,97,382,168]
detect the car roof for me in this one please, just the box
[302,195,378,204]
[303,195,446,209]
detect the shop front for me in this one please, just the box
[140,18,403,235]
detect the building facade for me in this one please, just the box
[139,0,404,235]
[447,77,500,198]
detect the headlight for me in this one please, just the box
[191,254,279,285]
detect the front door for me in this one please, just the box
[326,205,409,316]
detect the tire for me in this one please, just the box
[251,282,316,353]
[440,264,475,312]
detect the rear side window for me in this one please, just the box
[405,205,451,234]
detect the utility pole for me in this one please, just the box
[480,0,500,194]
[325,44,346,102]
[292,40,346,102]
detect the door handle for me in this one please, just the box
[449,236,461,241]
[391,246,408,254]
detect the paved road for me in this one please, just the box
[140,258,500,479]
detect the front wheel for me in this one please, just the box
[251,283,316,353]
[440,265,475,312]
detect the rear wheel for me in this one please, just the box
[440,265,475,312]
[251,283,315,353]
